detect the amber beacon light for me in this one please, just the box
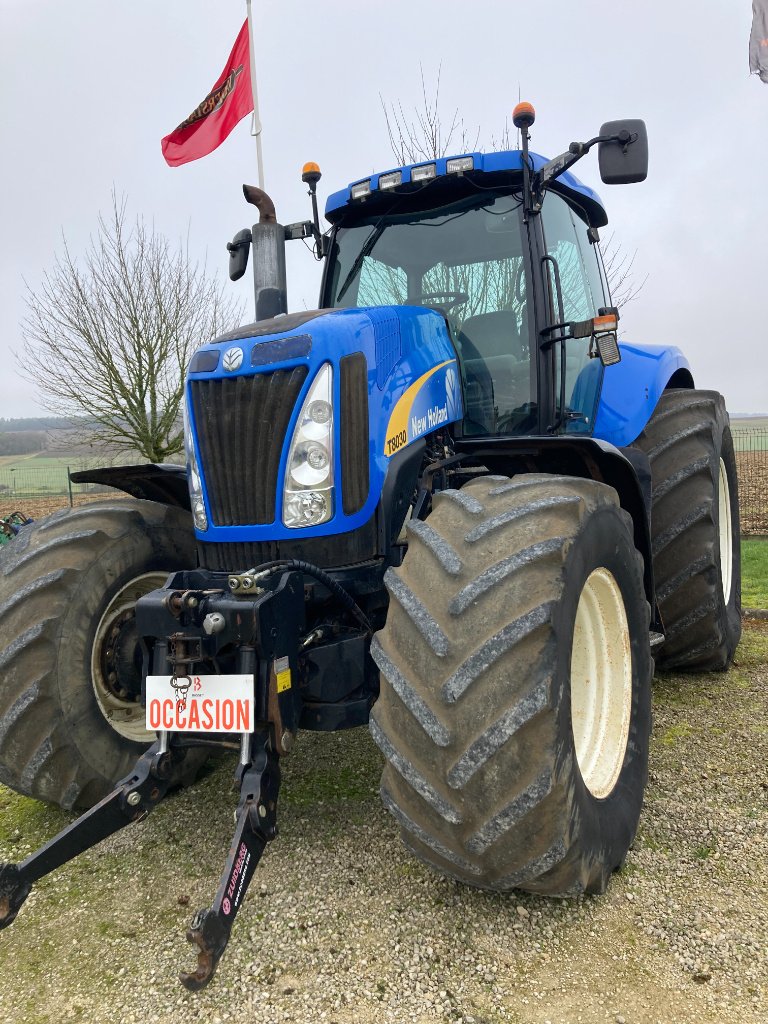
[302,161,322,185]
[512,102,536,129]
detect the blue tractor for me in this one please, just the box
[0,106,741,988]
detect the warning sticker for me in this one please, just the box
[274,655,292,693]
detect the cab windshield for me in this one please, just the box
[326,192,534,435]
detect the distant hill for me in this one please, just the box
[0,431,46,456]
[0,418,142,460]
[0,416,73,432]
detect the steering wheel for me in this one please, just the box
[412,290,469,312]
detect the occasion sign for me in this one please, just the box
[145,674,254,733]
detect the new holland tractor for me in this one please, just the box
[0,105,741,989]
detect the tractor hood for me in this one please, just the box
[184,306,463,544]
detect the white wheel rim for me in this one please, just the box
[718,458,733,605]
[91,572,168,743]
[570,568,633,800]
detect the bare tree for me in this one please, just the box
[600,232,648,308]
[381,65,479,166]
[20,195,243,462]
[381,76,645,306]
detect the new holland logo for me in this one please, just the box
[223,347,244,372]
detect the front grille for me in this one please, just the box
[197,539,280,572]
[197,517,379,572]
[189,367,308,525]
[340,354,370,515]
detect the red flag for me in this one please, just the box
[162,20,254,167]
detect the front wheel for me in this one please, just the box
[371,475,652,895]
[0,500,202,811]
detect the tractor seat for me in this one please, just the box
[459,309,525,361]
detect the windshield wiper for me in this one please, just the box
[334,220,388,304]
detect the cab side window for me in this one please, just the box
[541,195,607,432]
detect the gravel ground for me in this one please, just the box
[0,621,766,1024]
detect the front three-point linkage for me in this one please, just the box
[1,566,311,990]
[0,739,182,930]
[0,724,284,993]
[179,726,280,990]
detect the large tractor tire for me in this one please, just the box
[0,500,202,811]
[371,475,652,895]
[631,390,741,672]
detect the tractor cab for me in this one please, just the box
[323,153,608,438]
[321,111,646,439]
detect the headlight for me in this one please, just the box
[351,179,371,201]
[283,363,334,528]
[183,397,208,531]
[446,156,473,174]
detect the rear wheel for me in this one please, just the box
[631,390,741,671]
[371,475,652,894]
[0,500,202,811]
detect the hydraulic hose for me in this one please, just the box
[245,559,372,634]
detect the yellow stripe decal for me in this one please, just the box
[384,360,454,457]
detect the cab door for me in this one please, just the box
[537,193,609,434]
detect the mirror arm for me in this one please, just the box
[533,131,632,206]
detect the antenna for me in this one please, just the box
[516,83,521,150]
[512,101,536,220]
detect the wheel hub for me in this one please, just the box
[91,572,169,743]
[570,567,632,800]
[102,609,143,701]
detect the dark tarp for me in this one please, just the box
[750,0,768,83]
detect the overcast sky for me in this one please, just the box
[1,0,765,418]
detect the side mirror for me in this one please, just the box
[227,228,252,282]
[598,120,648,184]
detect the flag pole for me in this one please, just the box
[245,0,265,188]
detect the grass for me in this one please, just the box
[0,455,78,472]
[0,454,142,501]
[731,416,768,452]
[742,538,768,608]
[0,785,70,847]
[732,415,768,430]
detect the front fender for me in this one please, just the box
[593,342,694,447]
[68,464,191,510]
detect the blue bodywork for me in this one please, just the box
[325,150,608,227]
[187,306,463,542]
[594,342,693,447]
[185,150,692,544]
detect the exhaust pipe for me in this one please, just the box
[243,184,288,322]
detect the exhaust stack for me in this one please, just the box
[243,184,288,322]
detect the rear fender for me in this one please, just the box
[593,342,694,447]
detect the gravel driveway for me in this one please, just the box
[0,620,766,1024]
